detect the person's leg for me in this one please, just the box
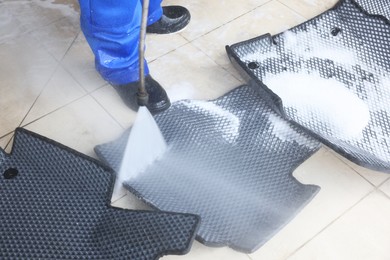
[146,1,191,35]
[147,0,163,26]
[79,0,148,85]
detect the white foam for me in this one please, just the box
[266,113,313,147]
[247,18,390,161]
[166,82,195,102]
[282,27,358,66]
[181,100,240,143]
[264,72,370,140]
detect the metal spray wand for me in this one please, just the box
[137,0,150,106]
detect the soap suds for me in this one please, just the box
[242,18,390,162]
[167,82,196,102]
[266,113,313,147]
[264,72,370,140]
[282,27,358,66]
[180,100,240,143]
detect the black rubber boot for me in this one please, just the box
[147,6,191,34]
[112,75,171,114]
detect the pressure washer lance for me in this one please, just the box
[137,0,150,106]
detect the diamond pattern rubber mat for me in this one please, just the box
[0,128,199,259]
[227,0,390,173]
[355,0,390,20]
[95,85,321,253]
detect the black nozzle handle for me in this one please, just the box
[137,88,149,106]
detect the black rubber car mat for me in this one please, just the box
[227,0,390,173]
[0,128,199,259]
[354,0,390,20]
[95,85,321,253]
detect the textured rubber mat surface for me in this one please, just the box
[227,0,390,172]
[95,85,321,253]
[0,128,199,259]
[355,0,390,20]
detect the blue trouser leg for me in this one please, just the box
[147,0,163,25]
[79,0,162,85]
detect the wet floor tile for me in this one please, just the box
[90,85,137,129]
[330,150,390,186]
[278,0,339,19]
[0,34,58,137]
[0,3,29,44]
[148,43,241,103]
[29,18,80,61]
[249,148,374,260]
[163,241,251,260]
[22,66,87,125]
[379,179,390,197]
[192,0,306,79]
[146,33,188,62]
[61,34,107,93]
[163,0,271,41]
[2,0,390,259]
[3,0,79,32]
[288,191,390,260]
[111,192,152,211]
[23,95,123,158]
[0,133,13,153]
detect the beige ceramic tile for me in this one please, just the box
[149,43,241,103]
[3,136,14,154]
[23,95,124,158]
[0,3,29,44]
[278,0,339,20]
[0,136,8,150]
[0,34,58,137]
[22,66,87,124]
[330,150,390,186]
[163,0,272,41]
[289,191,390,260]
[249,148,373,260]
[4,0,79,31]
[146,33,188,62]
[163,241,251,260]
[192,1,306,78]
[29,18,80,61]
[0,133,13,152]
[48,0,79,12]
[379,179,390,198]
[91,85,138,129]
[111,192,152,211]
[61,34,107,92]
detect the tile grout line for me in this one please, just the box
[19,92,90,130]
[286,189,377,259]
[3,133,15,152]
[189,40,245,84]
[377,188,390,200]
[275,0,312,20]
[87,86,128,131]
[147,40,190,63]
[179,0,274,44]
[17,64,62,128]
[18,28,81,128]
[0,3,65,46]
[331,151,388,187]
[59,30,82,61]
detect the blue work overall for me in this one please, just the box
[78,0,163,85]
